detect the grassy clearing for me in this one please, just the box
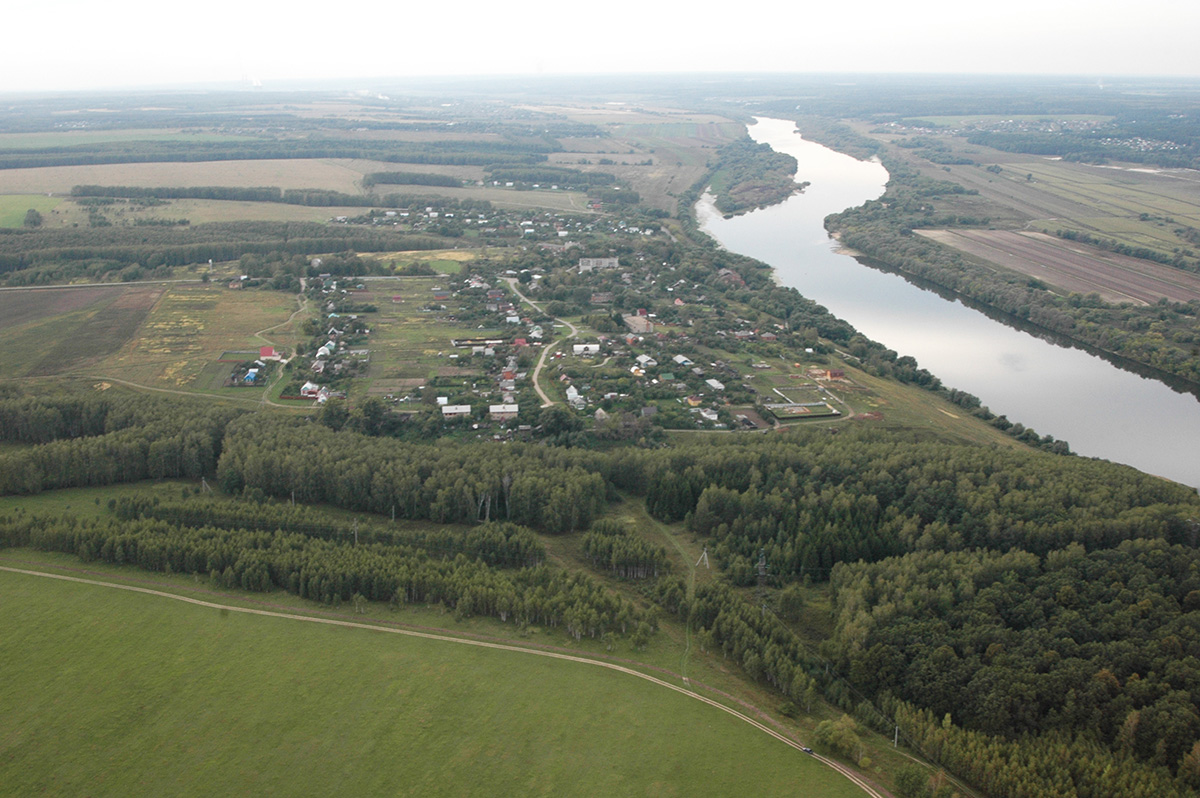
[362,248,482,275]
[48,198,372,228]
[0,194,62,227]
[0,562,858,798]
[360,279,499,388]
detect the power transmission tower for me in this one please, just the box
[695,547,710,569]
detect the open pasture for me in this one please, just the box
[94,285,299,389]
[918,229,1200,304]
[0,194,62,227]
[0,566,855,798]
[0,284,164,377]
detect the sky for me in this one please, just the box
[5,0,1199,93]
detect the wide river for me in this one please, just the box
[698,117,1200,489]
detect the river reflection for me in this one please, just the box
[698,117,1200,489]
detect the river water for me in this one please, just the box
[697,117,1200,489]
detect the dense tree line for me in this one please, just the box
[828,541,1200,768]
[634,431,1198,578]
[0,139,550,170]
[361,172,462,188]
[112,496,545,568]
[580,519,669,579]
[0,407,239,496]
[1054,228,1191,269]
[70,184,484,210]
[0,514,650,639]
[215,416,609,533]
[0,220,447,277]
[967,126,1200,171]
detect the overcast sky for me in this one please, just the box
[5,0,1198,93]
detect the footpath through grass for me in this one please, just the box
[0,561,864,798]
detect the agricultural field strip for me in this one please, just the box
[0,564,883,798]
[919,229,1200,304]
[1024,162,1200,229]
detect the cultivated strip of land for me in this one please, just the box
[919,229,1200,304]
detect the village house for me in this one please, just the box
[578,257,620,273]
[489,404,519,422]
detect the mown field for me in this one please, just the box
[0,560,859,798]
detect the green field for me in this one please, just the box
[0,194,62,227]
[0,563,858,797]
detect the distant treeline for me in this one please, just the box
[71,184,483,208]
[0,139,551,170]
[482,165,618,188]
[0,219,451,279]
[967,128,1200,171]
[361,172,462,188]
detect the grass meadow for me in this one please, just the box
[0,194,62,227]
[0,562,859,798]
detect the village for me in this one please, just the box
[251,242,864,441]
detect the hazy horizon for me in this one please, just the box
[6,0,1198,94]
